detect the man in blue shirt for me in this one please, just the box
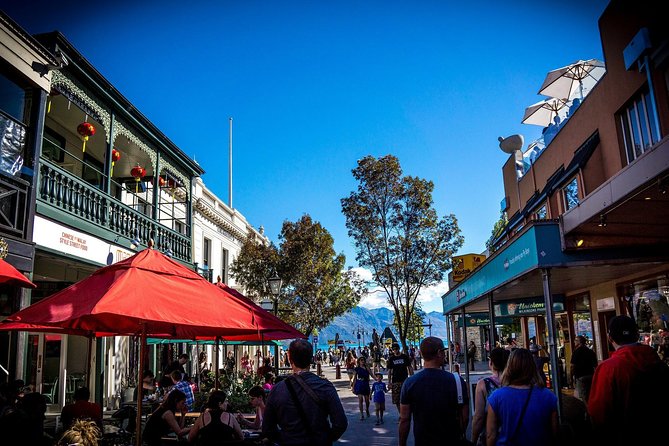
[169,370,194,411]
[399,337,469,446]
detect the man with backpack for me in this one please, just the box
[263,339,347,446]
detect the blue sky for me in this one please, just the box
[5,0,609,311]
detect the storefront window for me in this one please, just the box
[621,277,669,344]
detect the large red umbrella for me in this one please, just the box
[3,247,269,446]
[0,259,36,288]
[5,249,260,339]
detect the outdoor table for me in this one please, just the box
[122,400,157,417]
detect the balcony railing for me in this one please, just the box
[38,159,191,263]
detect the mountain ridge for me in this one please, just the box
[315,306,447,346]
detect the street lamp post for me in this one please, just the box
[265,273,283,371]
[267,274,282,315]
[356,325,367,349]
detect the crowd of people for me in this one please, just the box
[2,315,668,446]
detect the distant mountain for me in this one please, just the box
[315,307,448,347]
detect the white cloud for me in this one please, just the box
[417,281,450,313]
[349,266,373,281]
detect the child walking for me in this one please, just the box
[371,372,387,425]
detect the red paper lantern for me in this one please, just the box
[77,122,96,153]
[158,176,167,187]
[130,165,146,193]
[110,149,121,176]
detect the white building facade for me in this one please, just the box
[192,177,268,288]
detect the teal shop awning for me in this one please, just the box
[443,222,669,315]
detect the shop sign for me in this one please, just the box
[494,297,564,316]
[596,297,615,311]
[456,313,514,327]
[33,216,134,265]
[452,254,486,282]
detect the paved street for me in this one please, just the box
[315,360,491,446]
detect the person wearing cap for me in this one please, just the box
[398,337,468,446]
[387,343,413,415]
[588,315,669,445]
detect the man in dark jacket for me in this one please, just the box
[570,335,597,403]
[263,339,347,446]
[589,315,669,445]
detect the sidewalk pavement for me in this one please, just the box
[318,360,491,445]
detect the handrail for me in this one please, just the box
[37,158,191,262]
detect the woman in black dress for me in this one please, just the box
[188,390,244,446]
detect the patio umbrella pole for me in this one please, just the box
[135,324,147,446]
[86,335,93,388]
[214,336,220,390]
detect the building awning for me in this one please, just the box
[443,222,669,314]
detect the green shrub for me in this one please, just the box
[197,370,262,413]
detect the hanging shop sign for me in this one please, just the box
[452,253,486,282]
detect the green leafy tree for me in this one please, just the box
[394,301,426,345]
[231,215,363,337]
[229,238,279,300]
[277,215,364,336]
[485,211,508,253]
[341,155,463,350]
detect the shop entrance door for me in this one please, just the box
[26,333,65,406]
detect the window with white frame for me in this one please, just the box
[203,237,211,269]
[619,90,660,164]
[221,248,229,284]
[563,177,579,211]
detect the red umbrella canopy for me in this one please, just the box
[6,249,259,338]
[0,259,36,288]
[214,283,305,341]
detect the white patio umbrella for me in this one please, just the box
[522,97,568,127]
[538,59,605,100]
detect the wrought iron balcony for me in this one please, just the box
[37,159,191,263]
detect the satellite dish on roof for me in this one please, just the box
[498,134,524,154]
